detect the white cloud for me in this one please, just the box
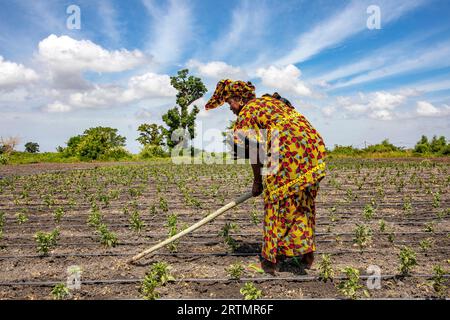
[0,56,38,90]
[322,106,336,118]
[135,108,153,119]
[43,101,72,113]
[416,101,450,117]
[38,34,147,74]
[333,90,414,120]
[256,64,312,97]
[187,60,247,80]
[44,72,176,112]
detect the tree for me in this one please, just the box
[414,135,431,154]
[24,142,40,153]
[59,127,128,160]
[137,123,165,146]
[430,135,447,153]
[162,69,207,149]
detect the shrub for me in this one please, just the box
[139,145,169,159]
[141,262,174,300]
[34,228,60,255]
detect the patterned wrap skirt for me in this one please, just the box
[261,181,320,263]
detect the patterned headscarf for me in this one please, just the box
[205,79,256,110]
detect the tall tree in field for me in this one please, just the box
[136,123,165,146]
[162,69,207,148]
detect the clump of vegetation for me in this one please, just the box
[58,126,131,161]
[398,246,417,276]
[96,224,118,247]
[336,267,369,299]
[165,213,179,252]
[16,211,28,225]
[363,204,375,220]
[419,238,433,251]
[53,207,65,223]
[141,262,175,300]
[129,210,145,233]
[379,219,386,232]
[424,222,434,233]
[240,282,263,300]
[430,265,448,298]
[34,228,60,255]
[226,262,245,280]
[250,209,261,226]
[51,283,70,300]
[159,196,169,212]
[318,254,334,283]
[219,222,239,251]
[87,207,102,227]
[353,224,372,250]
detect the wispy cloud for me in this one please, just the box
[209,0,268,62]
[332,41,450,89]
[142,0,194,66]
[98,0,122,47]
[274,0,426,66]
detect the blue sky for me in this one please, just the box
[0,0,449,153]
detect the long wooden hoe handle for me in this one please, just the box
[128,192,253,264]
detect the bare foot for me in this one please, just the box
[301,252,314,269]
[260,259,277,275]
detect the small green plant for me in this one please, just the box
[129,210,145,233]
[378,219,386,232]
[149,204,157,215]
[159,196,168,212]
[419,238,433,251]
[87,208,102,227]
[240,282,262,300]
[353,224,372,250]
[226,262,245,280]
[318,254,334,283]
[432,192,441,208]
[363,204,375,220]
[387,232,395,244]
[398,246,417,276]
[424,222,434,233]
[34,228,60,255]
[219,222,239,251]
[430,265,447,298]
[54,207,64,223]
[96,224,118,247]
[336,267,369,299]
[141,262,175,300]
[51,283,70,300]
[16,211,28,225]
[165,213,179,252]
[250,209,261,226]
[403,197,412,214]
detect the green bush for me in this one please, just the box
[139,145,169,159]
[59,127,129,161]
[0,154,8,165]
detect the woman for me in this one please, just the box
[205,79,326,274]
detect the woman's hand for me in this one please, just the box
[252,180,263,197]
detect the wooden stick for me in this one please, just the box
[128,192,253,264]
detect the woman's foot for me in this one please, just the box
[260,258,277,275]
[301,252,314,269]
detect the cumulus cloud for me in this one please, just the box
[416,101,450,117]
[333,90,412,120]
[0,56,38,90]
[38,34,148,74]
[43,72,176,112]
[255,64,313,97]
[187,60,247,80]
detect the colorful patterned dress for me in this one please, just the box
[233,96,326,263]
